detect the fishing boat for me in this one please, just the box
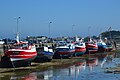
[74,42,86,56]
[97,36,108,52]
[53,43,75,59]
[106,42,113,51]
[1,41,37,68]
[104,38,113,51]
[97,41,107,52]
[34,46,54,62]
[1,17,37,67]
[1,30,37,67]
[85,38,98,54]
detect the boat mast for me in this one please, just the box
[99,34,102,41]
[16,17,21,43]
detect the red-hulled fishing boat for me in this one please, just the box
[1,41,37,67]
[74,42,86,56]
[1,34,37,68]
[85,38,98,54]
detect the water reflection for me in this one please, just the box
[41,64,86,80]
[8,63,87,80]
[20,73,37,80]
[17,62,87,80]
[1,57,120,80]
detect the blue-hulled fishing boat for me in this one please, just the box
[97,36,108,52]
[34,46,54,62]
[53,43,75,59]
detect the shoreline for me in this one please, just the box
[0,52,114,74]
[104,49,120,74]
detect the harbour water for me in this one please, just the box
[0,57,120,80]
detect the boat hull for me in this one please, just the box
[75,51,86,56]
[34,47,54,62]
[85,43,98,54]
[75,47,86,56]
[53,49,75,59]
[2,48,37,68]
[53,44,75,59]
[57,49,75,55]
[106,45,113,51]
[1,56,36,68]
[85,48,98,54]
[98,45,108,52]
[34,52,54,62]
[11,57,36,67]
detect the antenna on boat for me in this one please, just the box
[88,26,92,42]
[16,33,19,43]
[89,37,92,42]
[16,17,21,43]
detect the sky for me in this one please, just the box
[0,0,120,39]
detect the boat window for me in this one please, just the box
[79,43,83,46]
[97,43,102,45]
[22,44,28,47]
[12,43,28,49]
[36,47,44,52]
[44,47,49,51]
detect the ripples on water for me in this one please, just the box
[1,58,120,80]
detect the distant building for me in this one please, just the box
[26,36,48,43]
